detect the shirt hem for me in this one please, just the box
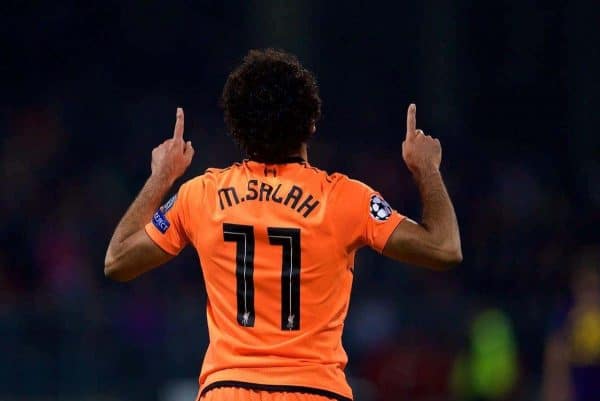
[144,224,179,256]
[374,213,406,253]
[200,380,353,401]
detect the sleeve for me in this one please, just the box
[144,180,193,255]
[333,177,406,253]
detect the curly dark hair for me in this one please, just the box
[221,49,322,163]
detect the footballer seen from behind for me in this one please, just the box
[105,49,462,401]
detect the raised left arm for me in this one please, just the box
[104,108,195,281]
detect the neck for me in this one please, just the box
[289,143,308,162]
[249,144,309,164]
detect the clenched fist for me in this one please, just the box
[402,104,442,177]
[151,108,195,184]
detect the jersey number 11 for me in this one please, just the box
[223,223,301,330]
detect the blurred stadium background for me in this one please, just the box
[2,1,600,400]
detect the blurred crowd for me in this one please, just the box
[1,101,598,401]
[2,1,600,400]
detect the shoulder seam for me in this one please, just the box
[204,162,242,175]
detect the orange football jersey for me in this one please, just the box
[145,159,405,401]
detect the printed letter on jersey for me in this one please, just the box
[216,181,320,218]
[369,194,392,221]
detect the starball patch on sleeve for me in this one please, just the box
[369,194,393,221]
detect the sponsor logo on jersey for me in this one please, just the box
[369,194,392,221]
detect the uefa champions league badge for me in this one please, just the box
[369,194,392,221]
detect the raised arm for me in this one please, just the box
[104,108,195,281]
[382,104,462,269]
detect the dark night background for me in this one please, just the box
[1,1,600,400]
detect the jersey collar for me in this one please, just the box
[246,156,307,164]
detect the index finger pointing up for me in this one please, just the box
[406,103,416,139]
[173,107,184,139]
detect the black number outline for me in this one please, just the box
[268,227,301,330]
[223,223,255,327]
[222,224,301,330]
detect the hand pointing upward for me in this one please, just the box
[173,107,185,140]
[151,108,195,184]
[402,104,442,177]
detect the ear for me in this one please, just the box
[311,123,316,135]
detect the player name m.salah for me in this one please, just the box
[217,179,320,218]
